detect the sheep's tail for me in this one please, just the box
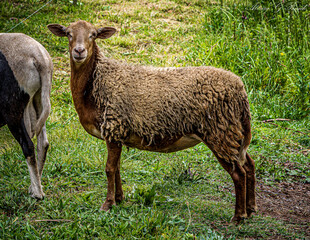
[35,65,52,136]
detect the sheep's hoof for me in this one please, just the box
[115,194,124,204]
[28,185,45,200]
[246,205,258,217]
[230,214,247,224]
[100,201,116,211]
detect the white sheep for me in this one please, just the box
[0,33,53,199]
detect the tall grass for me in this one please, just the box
[183,0,310,119]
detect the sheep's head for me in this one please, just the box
[48,20,116,66]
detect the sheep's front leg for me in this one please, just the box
[115,155,124,203]
[8,120,44,199]
[100,141,122,211]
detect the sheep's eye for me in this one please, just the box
[67,33,72,39]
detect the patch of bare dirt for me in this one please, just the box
[257,180,310,236]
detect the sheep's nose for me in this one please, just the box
[74,47,85,54]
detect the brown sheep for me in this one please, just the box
[48,20,257,222]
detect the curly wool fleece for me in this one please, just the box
[92,54,251,162]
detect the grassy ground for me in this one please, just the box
[0,0,309,239]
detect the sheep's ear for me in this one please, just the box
[96,27,116,39]
[47,24,67,37]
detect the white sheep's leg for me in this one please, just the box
[23,103,36,139]
[26,156,45,199]
[7,120,44,199]
[100,141,122,211]
[37,124,49,178]
[115,156,124,203]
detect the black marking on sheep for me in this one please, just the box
[0,50,33,157]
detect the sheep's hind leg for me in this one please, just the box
[33,92,50,178]
[229,161,247,222]
[201,136,247,222]
[243,153,258,217]
[213,155,247,221]
[7,120,44,199]
[217,157,247,222]
[100,141,122,211]
[37,124,49,178]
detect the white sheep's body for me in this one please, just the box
[0,33,52,137]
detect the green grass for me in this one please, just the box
[0,0,309,239]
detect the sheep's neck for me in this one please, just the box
[69,43,102,138]
[70,43,99,95]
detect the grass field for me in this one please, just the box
[0,0,309,239]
